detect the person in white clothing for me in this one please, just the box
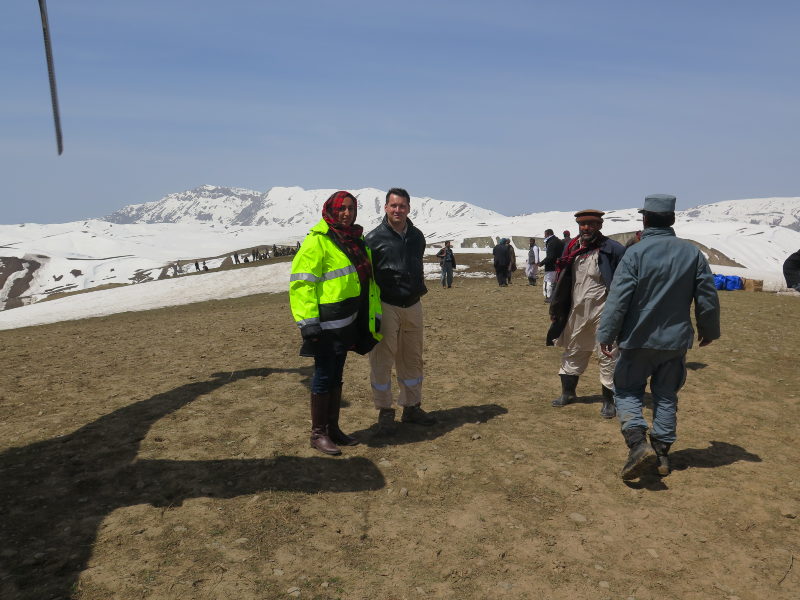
[525,238,540,285]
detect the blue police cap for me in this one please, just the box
[639,194,676,213]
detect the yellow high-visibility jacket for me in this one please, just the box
[290,219,382,356]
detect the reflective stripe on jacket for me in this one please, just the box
[290,219,382,346]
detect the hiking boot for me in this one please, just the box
[621,427,657,480]
[552,374,579,407]
[600,385,616,419]
[401,404,437,426]
[377,409,397,436]
[327,386,359,447]
[310,393,341,456]
[650,435,672,477]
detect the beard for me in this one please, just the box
[580,231,599,245]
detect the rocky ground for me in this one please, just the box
[0,273,798,600]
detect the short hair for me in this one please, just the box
[642,210,676,228]
[544,229,554,236]
[386,188,410,205]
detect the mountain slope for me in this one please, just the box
[103,185,505,228]
[679,196,800,232]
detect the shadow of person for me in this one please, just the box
[349,403,509,448]
[0,366,385,600]
[669,440,762,472]
[623,441,761,492]
[685,362,708,371]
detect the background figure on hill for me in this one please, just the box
[290,191,382,455]
[436,241,456,289]
[493,238,511,287]
[252,248,258,261]
[243,255,249,263]
[784,249,800,291]
[549,210,626,419]
[539,229,564,303]
[233,253,240,264]
[625,231,642,249]
[598,194,720,480]
[526,238,540,286]
[365,187,436,435]
[506,238,516,284]
[563,230,571,244]
[195,261,200,272]
[202,261,208,271]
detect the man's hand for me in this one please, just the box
[698,338,713,347]
[600,343,614,358]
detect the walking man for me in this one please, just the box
[549,210,626,419]
[436,241,456,289]
[597,194,720,480]
[492,238,511,287]
[365,188,437,435]
[526,238,540,285]
[540,229,564,303]
[506,238,516,284]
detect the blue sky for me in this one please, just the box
[2,1,799,223]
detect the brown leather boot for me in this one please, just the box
[327,386,359,447]
[310,393,341,455]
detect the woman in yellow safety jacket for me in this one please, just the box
[290,191,382,455]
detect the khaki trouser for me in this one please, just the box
[558,342,619,389]
[369,301,424,410]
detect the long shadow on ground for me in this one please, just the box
[350,403,508,448]
[0,367,385,600]
[625,440,762,491]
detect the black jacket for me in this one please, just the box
[436,247,457,268]
[541,236,564,272]
[365,216,428,307]
[492,243,510,267]
[785,249,800,288]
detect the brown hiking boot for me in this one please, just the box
[401,404,437,426]
[310,393,341,455]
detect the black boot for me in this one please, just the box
[650,434,672,476]
[600,385,616,419]
[552,374,579,407]
[310,393,341,455]
[327,386,359,447]
[621,427,657,480]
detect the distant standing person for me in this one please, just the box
[526,238,540,286]
[436,241,456,289]
[493,238,511,287]
[365,187,436,435]
[506,238,516,284]
[563,230,571,244]
[202,261,208,271]
[784,249,800,291]
[195,261,200,272]
[597,194,720,480]
[233,253,240,264]
[539,229,564,303]
[549,210,626,419]
[289,191,382,455]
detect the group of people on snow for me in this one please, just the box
[290,190,723,480]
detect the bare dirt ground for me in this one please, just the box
[1,273,798,600]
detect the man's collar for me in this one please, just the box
[641,227,676,238]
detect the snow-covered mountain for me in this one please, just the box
[103,185,504,229]
[680,196,800,232]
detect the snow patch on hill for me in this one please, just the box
[679,196,800,232]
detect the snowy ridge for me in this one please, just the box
[103,185,505,228]
[679,196,800,232]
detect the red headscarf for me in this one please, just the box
[322,191,372,285]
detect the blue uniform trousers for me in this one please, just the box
[613,348,687,443]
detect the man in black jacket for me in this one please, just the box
[784,249,800,291]
[493,238,510,287]
[365,188,436,435]
[539,229,564,303]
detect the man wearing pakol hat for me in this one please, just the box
[548,209,626,419]
[597,194,720,480]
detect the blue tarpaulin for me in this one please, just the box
[714,275,743,290]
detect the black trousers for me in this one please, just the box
[495,267,507,286]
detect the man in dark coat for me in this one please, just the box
[598,194,720,480]
[539,229,564,303]
[784,249,800,290]
[436,241,456,289]
[493,238,511,287]
[549,210,626,419]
